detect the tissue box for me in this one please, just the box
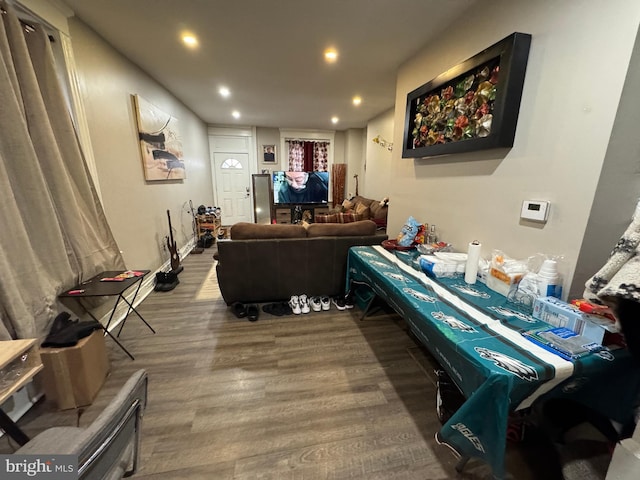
[532,296,618,345]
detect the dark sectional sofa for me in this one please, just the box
[215,220,387,305]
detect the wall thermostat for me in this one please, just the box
[521,200,550,222]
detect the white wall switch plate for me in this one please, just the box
[521,200,550,222]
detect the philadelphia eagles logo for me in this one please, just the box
[431,311,477,333]
[403,288,436,303]
[452,284,491,299]
[383,272,407,282]
[370,260,391,269]
[488,306,535,323]
[474,347,539,381]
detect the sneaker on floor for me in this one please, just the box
[310,296,322,312]
[289,295,301,315]
[299,294,311,314]
[344,292,354,309]
[321,296,331,311]
[332,296,346,311]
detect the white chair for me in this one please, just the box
[16,369,148,479]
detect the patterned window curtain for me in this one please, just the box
[287,139,330,172]
[313,142,329,172]
[287,140,304,171]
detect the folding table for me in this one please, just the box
[59,270,153,360]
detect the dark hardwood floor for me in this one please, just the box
[1,252,570,479]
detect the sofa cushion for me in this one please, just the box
[306,219,377,237]
[230,222,307,239]
[354,202,371,219]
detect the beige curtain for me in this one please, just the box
[0,4,124,340]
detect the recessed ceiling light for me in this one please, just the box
[352,96,362,106]
[181,33,199,48]
[324,48,338,63]
[219,87,230,98]
[331,116,339,124]
[232,110,241,119]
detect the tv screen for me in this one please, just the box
[273,171,329,205]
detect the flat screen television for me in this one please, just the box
[272,171,329,205]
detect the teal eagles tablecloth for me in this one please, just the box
[346,245,640,479]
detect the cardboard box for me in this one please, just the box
[40,330,110,410]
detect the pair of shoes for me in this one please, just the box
[332,296,347,311]
[231,302,247,318]
[289,295,311,314]
[309,297,331,311]
[332,293,354,311]
[246,304,259,322]
[262,302,293,316]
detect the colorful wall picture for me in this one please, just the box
[402,32,531,159]
[134,94,186,180]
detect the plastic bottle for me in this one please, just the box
[427,225,437,244]
[538,260,562,298]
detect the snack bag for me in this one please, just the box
[414,224,427,244]
[397,216,421,247]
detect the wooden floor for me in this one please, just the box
[1,252,568,479]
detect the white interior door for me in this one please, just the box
[213,153,252,225]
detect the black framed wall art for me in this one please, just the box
[402,32,531,159]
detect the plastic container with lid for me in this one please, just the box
[538,259,562,298]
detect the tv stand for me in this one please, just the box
[274,204,330,224]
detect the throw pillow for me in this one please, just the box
[342,198,355,211]
[354,202,371,219]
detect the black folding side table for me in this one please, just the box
[59,270,154,360]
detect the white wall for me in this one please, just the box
[382,0,640,296]
[68,18,213,271]
[572,26,640,297]
[364,108,394,202]
[344,128,366,197]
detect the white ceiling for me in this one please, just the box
[60,0,476,130]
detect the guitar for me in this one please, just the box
[166,209,180,271]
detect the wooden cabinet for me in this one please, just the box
[275,208,292,224]
[274,205,331,224]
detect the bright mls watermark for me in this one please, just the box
[0,455,77,479]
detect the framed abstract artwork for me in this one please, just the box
[402,32,531,159]
[133,94,186,180]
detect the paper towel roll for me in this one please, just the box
[464,241,481,284]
